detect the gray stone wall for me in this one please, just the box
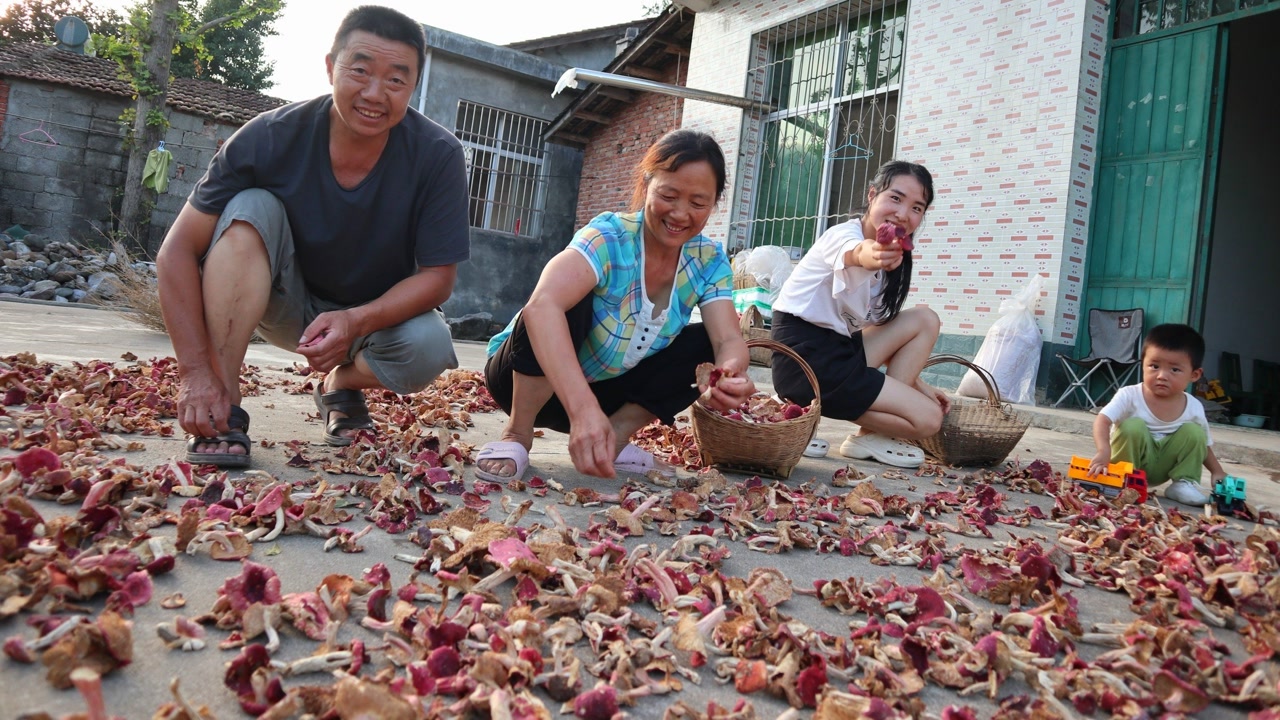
[3,44,586,324]
[0,79,239,253]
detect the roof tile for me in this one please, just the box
[0,42,287,124]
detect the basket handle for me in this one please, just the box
[745,338,821,406]
[922,354,1005,409]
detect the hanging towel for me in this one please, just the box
[142,148,173,193]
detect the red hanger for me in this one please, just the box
[19,120,57,147]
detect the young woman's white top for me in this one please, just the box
[772,218,884,337]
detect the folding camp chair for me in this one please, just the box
[1052,308,1145,409]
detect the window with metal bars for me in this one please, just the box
[1113,0,1277,38]
[746,1,908,253]
[454,101,548,238]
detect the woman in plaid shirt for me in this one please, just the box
[480,130,755,480]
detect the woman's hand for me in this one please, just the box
[703,374,755,412]
[699,356,756,412]
[567,403,618,478]
[861,238,905,272]
[915,378,951,414]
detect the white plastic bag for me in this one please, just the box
[743,245,794,307]
[957,274,1045,405]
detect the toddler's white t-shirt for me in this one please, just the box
[1099,384,1213,445]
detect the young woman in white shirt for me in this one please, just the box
[770,160,950,468]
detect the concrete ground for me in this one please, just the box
[1,299,1278,719]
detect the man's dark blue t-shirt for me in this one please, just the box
[189,96,470,306]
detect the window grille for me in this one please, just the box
[454,101,548,237]
[744,1,907,252]
[1113,0,1278,39]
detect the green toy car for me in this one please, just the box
[1212,476,1247,515]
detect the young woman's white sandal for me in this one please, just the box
[839,433,924,468]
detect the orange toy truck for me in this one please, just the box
[1067,456,1148,502]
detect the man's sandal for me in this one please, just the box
[185,405,252,468]
[313,384,374,446]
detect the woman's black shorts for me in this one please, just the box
[769,310,886,422]
[485,296,714,433]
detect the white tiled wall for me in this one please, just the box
[684,0,1111,346]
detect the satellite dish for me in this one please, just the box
[54,16,90,54]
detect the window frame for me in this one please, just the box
[744,1,909,252]
[454,100,549,238]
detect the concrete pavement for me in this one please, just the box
[1,299,1277,719]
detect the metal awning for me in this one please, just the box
[552,67,774,114]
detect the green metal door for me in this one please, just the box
[1084,27,1221,333]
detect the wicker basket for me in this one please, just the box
[912,355,1031,467]
[733,273,759,290]
[691,339,820,479]
[740,305,773,367]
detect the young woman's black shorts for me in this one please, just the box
[769,310,886,422]
[485,296,714,433]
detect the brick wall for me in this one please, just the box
[0,79,240,249]
[682,0,1108,352]
[574,62,688,228]
[0,80,10,137]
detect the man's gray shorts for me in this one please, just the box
[205,189,458,395]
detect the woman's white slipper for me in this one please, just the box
[839,433,924,468]
[803,438,829,458]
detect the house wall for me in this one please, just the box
[0,78,239,250]
[0,80,9,135]
[447,143,583,323]
[418,53,570,125]
[517,30,646,72]
[414,30,586,323]
[683,0,1109,395]
[573,63,688,228]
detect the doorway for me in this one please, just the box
[1080,2,1280,425]
[1199,9,1280,412]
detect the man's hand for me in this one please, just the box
[567,404,617,478]
[298,310,357,373]
[176,367,232,439]
[1087,450,1111,478]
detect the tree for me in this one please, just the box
[170,0,279,92]
[0,0,124,47]
[100,0,282,251]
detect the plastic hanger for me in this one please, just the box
[828,135,872,160]
[19,119,57,147]
[157,140,166,151]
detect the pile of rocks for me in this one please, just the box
[0,230,149,303]
[446,311,501,342]
[3,229,501,340]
